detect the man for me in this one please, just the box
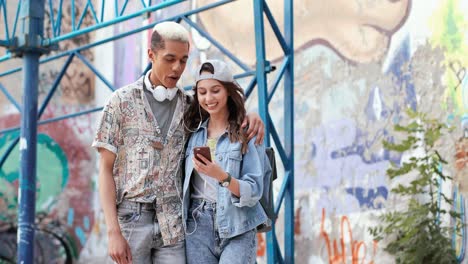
[92,21,264,264]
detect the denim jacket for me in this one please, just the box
[182,120,268,238]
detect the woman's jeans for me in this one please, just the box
[185,199,257,264]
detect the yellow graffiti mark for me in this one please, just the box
[430,0,468,116]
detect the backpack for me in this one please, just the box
[256,147,277,233]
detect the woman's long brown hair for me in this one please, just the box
[184,62,248,154]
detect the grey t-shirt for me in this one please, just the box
[143,85,178,139]
[190,170,218,202]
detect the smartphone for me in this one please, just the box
[194,146,212,165]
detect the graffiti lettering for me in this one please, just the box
[61,64,94,103]
[320,208,377,264]
[345,187,388,209]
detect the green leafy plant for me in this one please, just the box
[369,109,461,264]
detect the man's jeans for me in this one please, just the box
[114,200,185,264]
[185,199,257,264]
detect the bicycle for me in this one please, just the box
[0,212,78,264]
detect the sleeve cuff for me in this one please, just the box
[231,180,256,207]
[91,141,117,154]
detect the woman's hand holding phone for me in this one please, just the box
[193,146,224,181]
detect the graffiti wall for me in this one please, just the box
[1,0,467,263]
[193,0,468,263]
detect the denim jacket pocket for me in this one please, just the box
[228,150,242,177]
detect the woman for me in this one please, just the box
[182,59,268,264]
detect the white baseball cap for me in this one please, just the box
[195,59,234,83]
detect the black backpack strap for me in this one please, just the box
[265,147,277,181]
[262,147,277,221]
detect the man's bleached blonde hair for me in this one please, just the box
[151,21,190,50]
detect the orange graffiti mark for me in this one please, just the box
[455,138,468,171]
[257,233,266,257]
[320,208,377,264]
[454,137,468,193]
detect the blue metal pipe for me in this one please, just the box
[266,229,276,263]
[1,0,9,41]
[120,0,129,16]
[36,106,103,124]
[274,238,285,264]
[181,16,251,72]
[114,0,118,18]
[37,53,75,118]
[37,106,103,124]
[267,225,285,264]
[17,1,45,262]
[75,52,116,92]
[236,64,275,79]
[0,106,103,135]
[268,56,289,103]
[143,62,152,76]
[1,0,234,77]
[283,0,295,262]
[244,77,257,99]
[182,0,233,15]
[253,1,278,263]
[87,0,100,24]
[76,1,90,30]
[274,171,290,215]
[0,62,20,76]
[0,53,12,62]
[0,82,22,112]
[235,70,256,79]
[18,52,40,264]
[253,0,270,147]
[100,0,105,22]
[263,2,288,54]
[71,0,75,30]
[55,0,63,36]
[48,0,56,36]
[452,187,466,262]
[184,72,257,91]
[12,0,21,38]
[267,114,288,166]
[45,0,184,45]
[0,136,20,169]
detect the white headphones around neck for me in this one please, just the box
[144,70,178,102]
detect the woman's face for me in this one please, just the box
[196,78,229,118]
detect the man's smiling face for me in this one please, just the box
[148,39,189,88]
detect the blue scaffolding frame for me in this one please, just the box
[0,1,294,263]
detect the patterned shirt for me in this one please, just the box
[92,76,187,245]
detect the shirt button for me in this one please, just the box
[218,156,223,161]
[220,206,224,210]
